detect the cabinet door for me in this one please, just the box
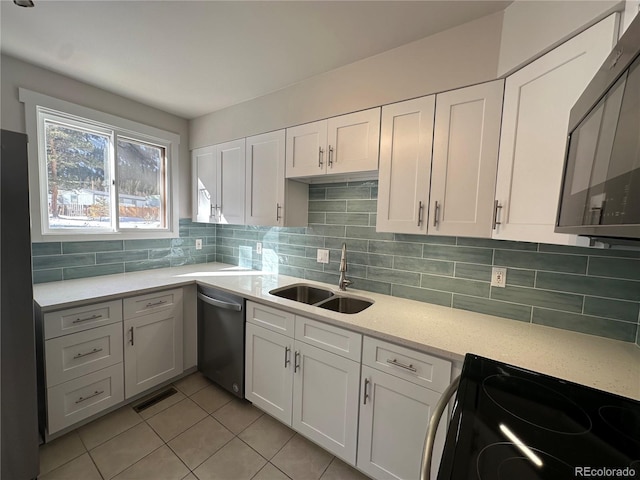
[327,108,380,175]
[286,120,328,178]
[217,139,246,225]
[245,323,293,425]
[292,341,360,464]
[494,15,617,244]
[124,307,183,398]
[192,146,216,223]
[430,80,504,238]
[357,366,447,480]
[377,96,435,234]
[245,130,286,226]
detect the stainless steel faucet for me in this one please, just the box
[338,242,352,291]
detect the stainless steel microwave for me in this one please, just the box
[556,14,640,241]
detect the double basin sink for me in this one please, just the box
[269,284,373,314]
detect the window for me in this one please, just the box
[20,89,180,241]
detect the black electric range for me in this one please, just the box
[437,354,640,480]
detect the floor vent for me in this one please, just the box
[132,387,178,413]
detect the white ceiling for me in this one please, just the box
[1,1,511,119]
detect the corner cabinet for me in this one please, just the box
[376,80,504,238]
[192,139,246,225]
[123,288,184,398]
[245,130,308,226]
[493,15,618,245]
[285,108,381,180]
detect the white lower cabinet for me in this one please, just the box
[245,302,361,464]
[292,341,360,464]
[357,366,447,480]
[357,336,452,480]
[123,289,184,398]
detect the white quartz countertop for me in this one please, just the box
[33,262,640,401]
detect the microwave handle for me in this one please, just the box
[420,375,460,480]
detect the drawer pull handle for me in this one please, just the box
[75,390,105,404]
[145,300,167,308]
[72,314,102,324]
[73,347,104,360]
[387,358,417,373]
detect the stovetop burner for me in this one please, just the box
[477,443,574,480]
[599,405,640,443]
[482,374,592,435]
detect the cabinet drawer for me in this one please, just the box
[47,363,124,434]
[295,316,361,361]
[123,288,182,319]
[246,301,294,337]
[44,300,122,340]
[362,337,451,392]
[45,323,123,387]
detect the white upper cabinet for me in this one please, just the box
[430,80,504,238]
[376,96,435,234]
[191,139,245,224]
[493,15,618,244]
[192,146,216,223]
[217,139,246,225]
[286,108,380,179]
[246,130,308,227]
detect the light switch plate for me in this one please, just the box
[195,239,203,250]
[491,267,507,287]
[256,242,262,254]
[317,249,329,264]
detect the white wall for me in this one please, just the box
[190,12,504,148]
[498,0,624,76]
[0,55,191,218]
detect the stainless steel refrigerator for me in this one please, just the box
[1,129,39,479]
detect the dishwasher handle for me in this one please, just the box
[197,292,243,312]
[420,375,460,480]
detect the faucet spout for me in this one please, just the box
[338,243,352,291]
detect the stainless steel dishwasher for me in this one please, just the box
[197,286,245,398]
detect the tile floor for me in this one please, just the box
[39,372,371,480]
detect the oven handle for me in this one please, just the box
[197,292,243,312]
[420,375,460,480]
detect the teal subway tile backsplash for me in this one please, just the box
[31,181,640,345]
[32,219,214,283]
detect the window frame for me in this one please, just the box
[20,88,180,242]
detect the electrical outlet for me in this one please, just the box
[256,242,262,254]
[316,249,329,264]
[195,239,203,250]
[491,267,507,288]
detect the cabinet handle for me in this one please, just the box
[276,203,282,222]
[387,358,417,373]
[73,347,103,360]
[492,200,503,230]
[328,145,334,167]
[417,201,424,227]
[363,378,370,405]
[294,351,300,373]
[210,204,216,219]
[318,146,324,168]
[75,390,104,404]
[129,326,134,346]
[72,314,102,324]
[433,201,440,227]
[146,300,167,308]
[284,346,291,368]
